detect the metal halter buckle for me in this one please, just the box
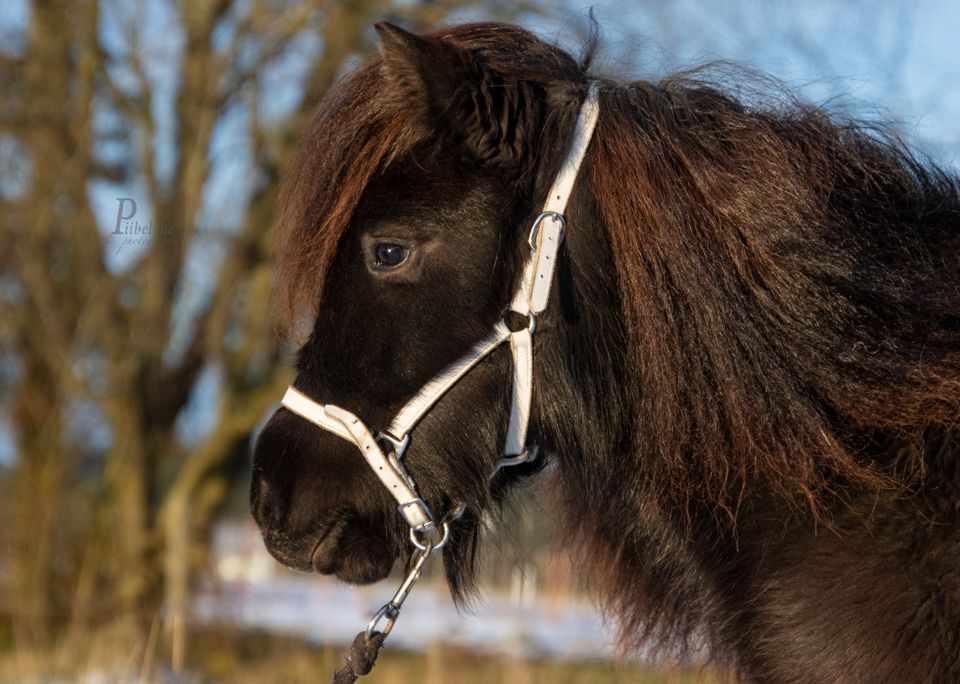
[398,498,435,532]
[528,210,565,250]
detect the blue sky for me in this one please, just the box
[544,1,960,166]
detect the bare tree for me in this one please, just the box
[0,0,531,672]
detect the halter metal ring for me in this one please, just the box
[409,521,450,553]
[528,211,565,250]
[504,311,537,335]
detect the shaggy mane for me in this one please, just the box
[589,75,960,523]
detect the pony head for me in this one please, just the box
[250,23,605,592]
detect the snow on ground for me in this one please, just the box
[196,521,620,662]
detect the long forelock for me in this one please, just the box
[273,61,419,343]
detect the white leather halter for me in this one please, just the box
[280,82,601,547]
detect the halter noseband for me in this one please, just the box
[280,82,600,544]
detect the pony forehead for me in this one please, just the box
[273,24,585,339]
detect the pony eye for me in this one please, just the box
[372,243,409,270]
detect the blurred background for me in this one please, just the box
[0,0,957,682]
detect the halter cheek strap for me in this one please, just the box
[279,82,601,540]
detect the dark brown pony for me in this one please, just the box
[251,22,960,682]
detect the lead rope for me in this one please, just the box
[331,541,434,683]
[331,633,385,684]
[329,438,536,683]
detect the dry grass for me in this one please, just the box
[0,624,721,684]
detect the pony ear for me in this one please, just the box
[375,22,539,169]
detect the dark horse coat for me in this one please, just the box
[251,22,960,683]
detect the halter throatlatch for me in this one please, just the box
[281,82,601,681]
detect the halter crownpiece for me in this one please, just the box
[280,81,601,680]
